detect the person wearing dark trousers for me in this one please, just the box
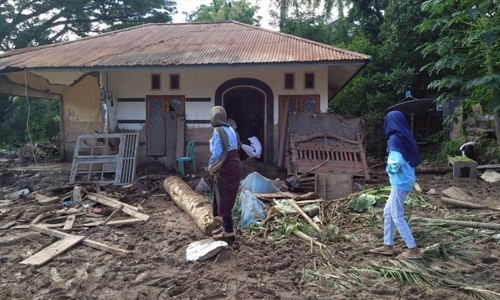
[208,106,242,243]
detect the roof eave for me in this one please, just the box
[0,60,370,74]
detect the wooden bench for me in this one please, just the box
[289,133,370,180]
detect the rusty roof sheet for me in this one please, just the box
[0,22,371,70]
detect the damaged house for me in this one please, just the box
[0,21,371,169]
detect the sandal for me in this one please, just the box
[211,226,223,235]
[213,232,235,243]
[369,246,395,256]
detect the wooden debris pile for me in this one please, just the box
[0,176,163,266]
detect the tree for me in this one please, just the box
[417,0,500,146]
[268,0,335,29]
[0,0,177,51]
[187,0,261,26]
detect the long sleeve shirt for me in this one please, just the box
[386,150,415,192]
[208,126,239,166]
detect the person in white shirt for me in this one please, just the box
[241,136,262,159]
[228,113,238,130]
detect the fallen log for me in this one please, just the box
[163,176,221,236]
[415,165,452,175]
[441,197,500,211]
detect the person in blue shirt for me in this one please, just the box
[208,106,242,243]
[370,110,422,259]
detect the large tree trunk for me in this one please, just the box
[163,176,221,236]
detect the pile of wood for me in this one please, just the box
[0,180,158,266]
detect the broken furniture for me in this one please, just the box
[176,140,196,176]
[315,173,353,200]
[70,132,140,185]
[289,133,370,180]
[448,156,478,179]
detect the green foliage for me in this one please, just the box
[187,0,261,25]
[435,139,464,162]
[0,96,60,145]
[0,0,177,51]
[417,0,500,112]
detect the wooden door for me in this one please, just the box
[146,96,185,162]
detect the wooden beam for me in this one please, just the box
[20,235,85,266]
[87,193,139,211]
[82,218,143,227]
[12,223,65,230]
[278,99,290,168]
[30,225,131,256]
[63,215,76,231]
[102,205,123,225]
[87,194,149,221]
[34,194,61,206]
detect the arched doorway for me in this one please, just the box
[223,87,265,142]
[215,78,274,164]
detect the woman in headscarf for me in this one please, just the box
[369,110,421,259]
[208,106,242,243]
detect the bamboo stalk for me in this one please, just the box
[289,199,322,233]
[414,217,500,230]
[292,229,326,248]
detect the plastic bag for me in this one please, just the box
[240,172,280,194]
[238,189,267,229]
[186,239,228,262]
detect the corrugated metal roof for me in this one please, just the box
[0,21,371,71]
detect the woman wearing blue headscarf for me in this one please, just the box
[369,111,421,259]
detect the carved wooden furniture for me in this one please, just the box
[289,133,370,180]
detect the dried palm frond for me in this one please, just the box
[361,259,434,286]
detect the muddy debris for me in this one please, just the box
[0,165,499,299]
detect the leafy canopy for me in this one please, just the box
[187,0,261,25]
[0,0,177,51]
[417,0,500,111]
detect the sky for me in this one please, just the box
[172,0,277,30]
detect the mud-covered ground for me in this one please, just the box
[1,160,500,300]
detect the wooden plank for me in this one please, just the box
[82,218,143,227]
[315,173,353,200]
[0,221,16,230]
[278,99,290,168]
[87,194,149,221]
[442,186,472,201]
[87,193,139,211]
[30,225,131,256]
[31,211,56,224]
[102,205,124,225]
[478,164,500,170]
[34,194,61,206]
[63,215,76,231]
[20,235,85,266]
[176,114,185,160]
[12,223,66,230]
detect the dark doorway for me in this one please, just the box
[215,78,274,164]
[223,87,265,150]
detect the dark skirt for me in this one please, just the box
[212,150,242,217]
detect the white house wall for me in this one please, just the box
[110,66,329,125]
[107,66,329,166]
